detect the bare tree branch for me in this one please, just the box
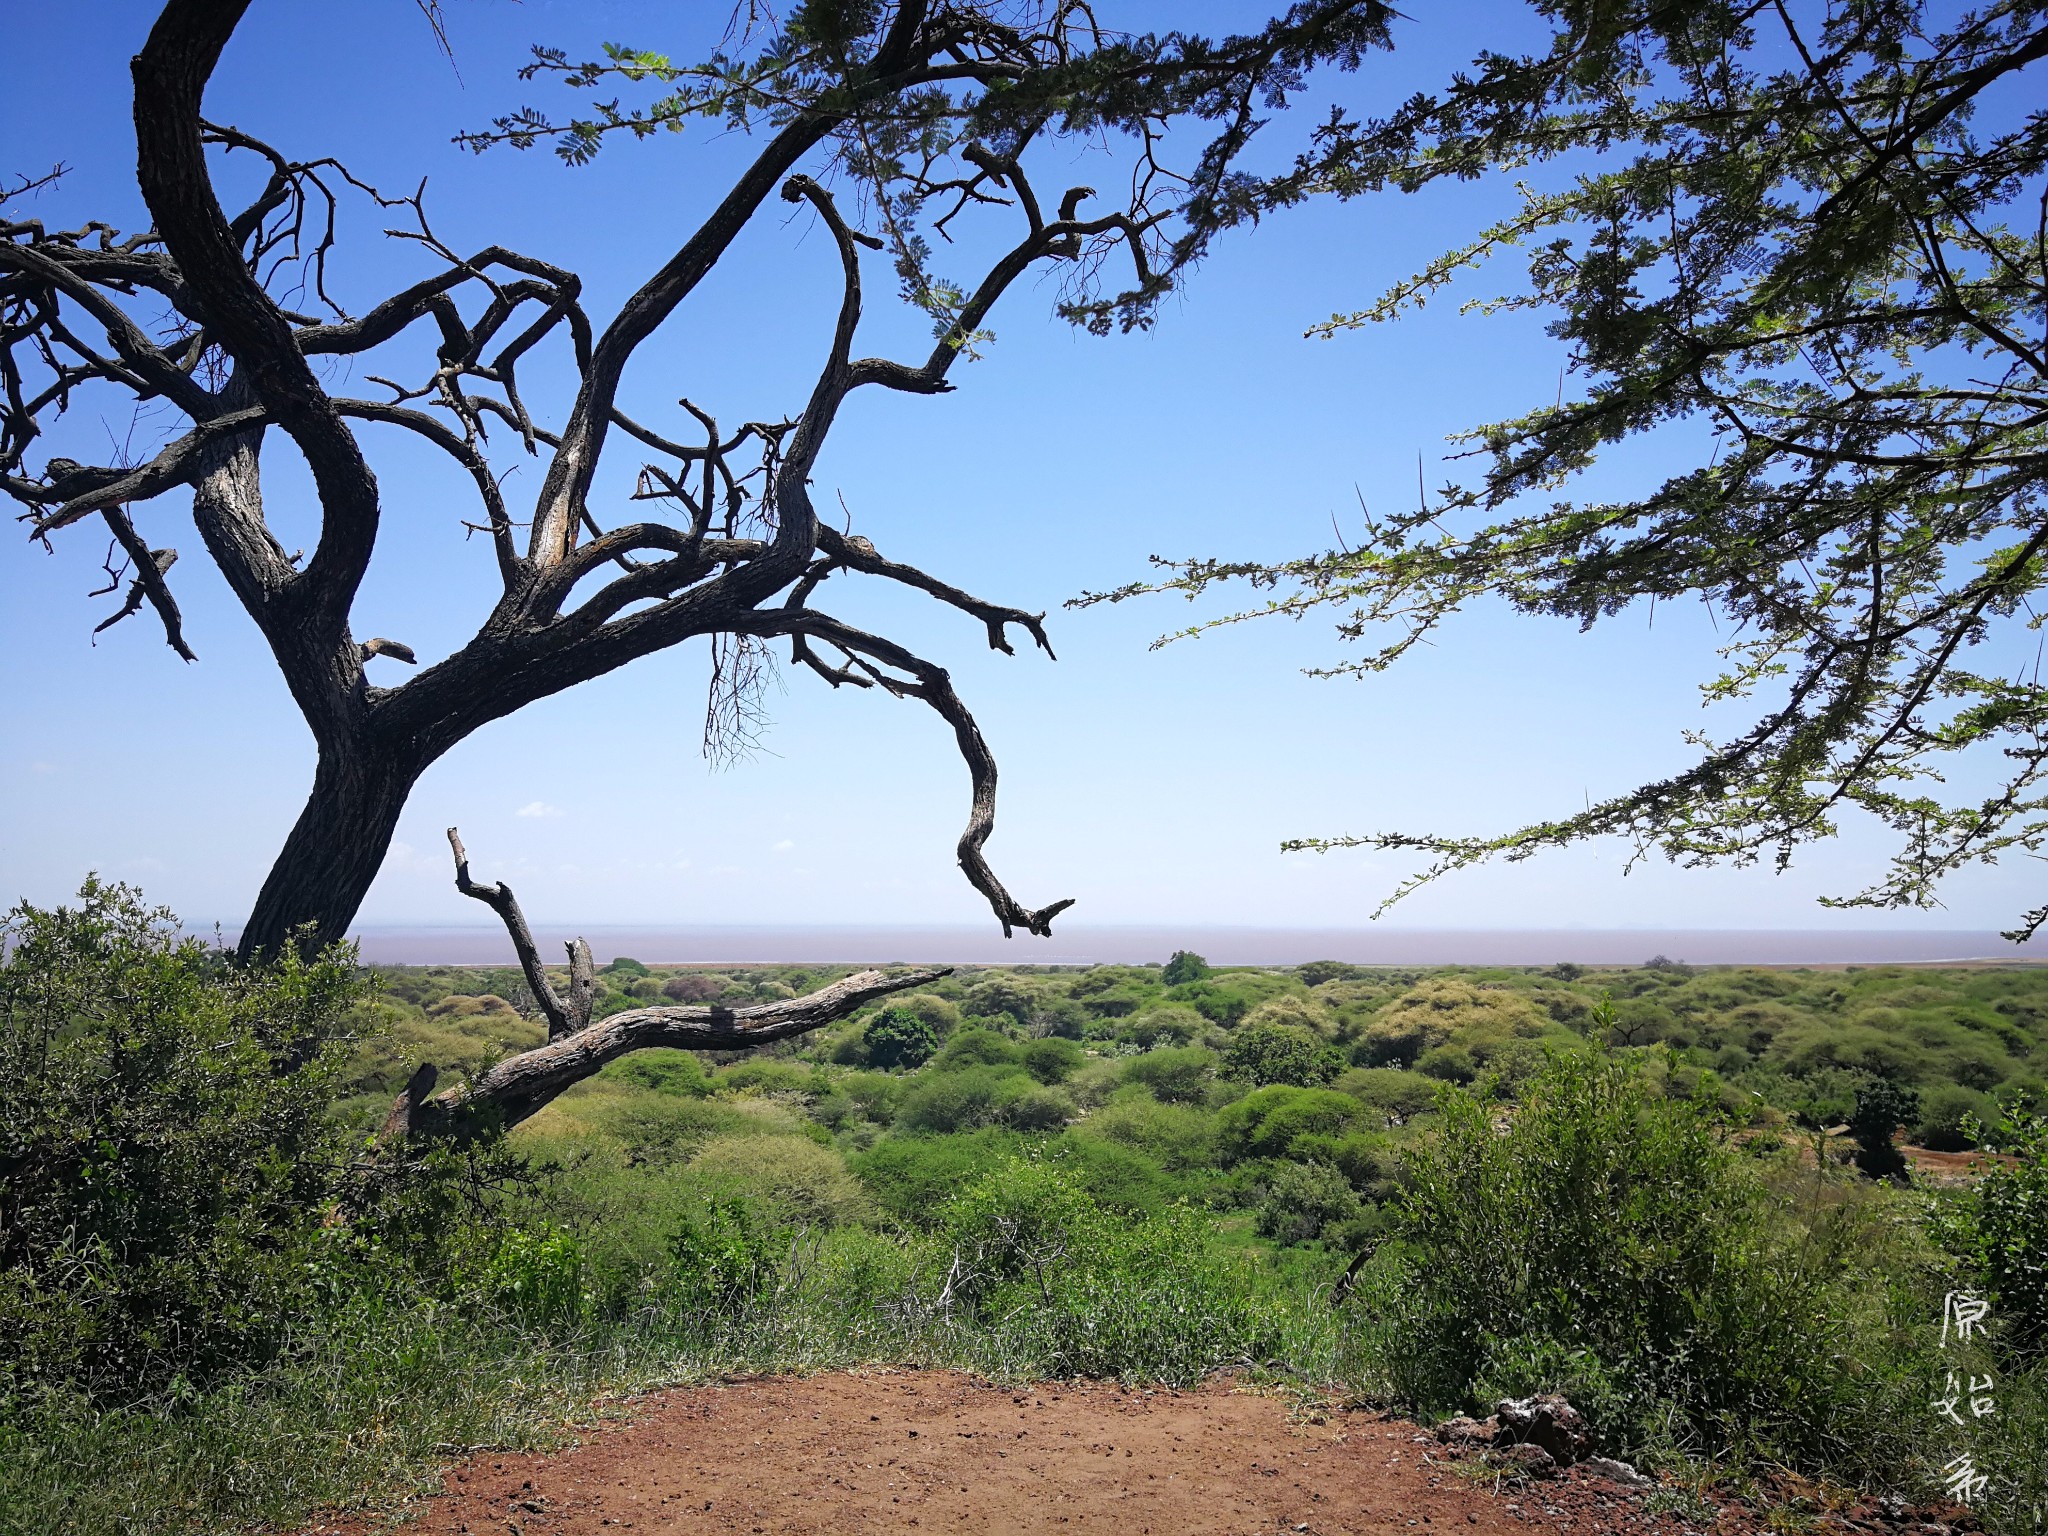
[93,505,195,661]
[412,962,950,1135]
[758,606,1074,937]
[389,825,952,1135]
[446,825,592,1040]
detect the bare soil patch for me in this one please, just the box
[301,1369,1727,1536]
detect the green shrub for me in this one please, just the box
[936,1157,1276,1384]
[1850,1078,1921,1180]
[836,1071,900,1125]
[900,992,965,1034]
[1414,1044,1477,1083]
[1122,1005,1206,1049]
[1215,1086,1364,1162]
[865,1007,940,1072]
[1255,1162,1363,1245]
[1223,1023,1342,1088]
[1368,1050,1890,1464]
[0,881,369,1400]
[1076,1096,1217,1172]
[1020,1037,1085,1084]
[592,1095,749,1165]
[473,1226,592,1326]
[1917,1084,1998,1151]
[1291,1130,1395,1197]
[1161,950,1211,986]
[1168,975,1294,1027]
[1063,1057,1129,1111]
[665,1195,780,1313]
[1067,968,1159,1021]
[601,1048,712,1096]
[1054,1136,1177,1215]
[850,1130,1024,1224]
[1002,1085,1076,1131]
[1336,1067,1440,1124]
[1946,1099,2048,1360]
[688,1134,869,1228]
[896,1066,1030,1134]
[931,1026,1021,1070]
[1357,978,1550,1067]
[1121,1045,1217,1103]
[1240,995,1337,1037]
[961,975,1044,1027]
[718,1059,827,1099]
[660,972,728,1002]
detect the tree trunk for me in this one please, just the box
[237,747,419,962]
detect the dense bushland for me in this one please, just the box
[6,891,2048,1536]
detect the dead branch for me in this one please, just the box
[410,962,950,1135]
[93,505,195,661]
[760,605,1075,938]
[364,827,954,1135]
[446,826,591,1040]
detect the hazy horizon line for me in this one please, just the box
[256,922,2048,968]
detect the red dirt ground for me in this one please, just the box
[300,1369,1828,1536]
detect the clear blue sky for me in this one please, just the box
[4,0,2041,943]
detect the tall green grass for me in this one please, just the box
[0,1158,1339,1536]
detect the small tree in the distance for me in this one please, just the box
[1849,1080,1922,1182]
[864,1007,940,1074]
[1223,1023,1342,1090]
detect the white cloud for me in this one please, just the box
[772,838,796,853]
[515,801,563,819]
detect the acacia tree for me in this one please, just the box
[1091,0,2048,934]
[2,1,1388,1126]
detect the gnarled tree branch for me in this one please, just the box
[446,825,591,1040]
[393,826,948,1135]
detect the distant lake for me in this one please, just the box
[325,925,2048,968]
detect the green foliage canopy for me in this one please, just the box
[1091,0,2048,935]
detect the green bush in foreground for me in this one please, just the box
[1361,1053,1901,1460]
[936,1156,1295,1383]
[1945,1099,2048,1361]
[0,881,370,1401]
[1325,1048,2048,1524]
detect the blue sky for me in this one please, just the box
[5,0,2044,945]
